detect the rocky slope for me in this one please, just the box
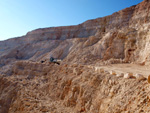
[1,0,150,113]
[1,0,150,67]
[0,61,150,113]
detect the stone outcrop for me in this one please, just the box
[0,61,149,113]
[1,0,150,113]
[1,0,150,66]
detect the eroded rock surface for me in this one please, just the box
[0,0,150,66]
[0,61,150,113]
[1,0,150,113]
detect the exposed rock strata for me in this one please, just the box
[1,0,150,66]
[0,61,150,113]
[1,0,150,113]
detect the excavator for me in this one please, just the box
[41,57,61,65]
[49,57,61,65]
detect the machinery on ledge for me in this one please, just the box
[41,57,61,65]
[49,57,61,65]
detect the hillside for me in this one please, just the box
[1,0,150,112]
[0,0,150,66]
[0,61,150,113]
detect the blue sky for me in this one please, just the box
[0,0,143,41]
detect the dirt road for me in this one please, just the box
[99,64,150,78]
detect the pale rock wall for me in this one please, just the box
[0,0,150,65]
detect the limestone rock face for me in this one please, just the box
[1,1,150,112]
[0,0,150,66]
[0,61,149,113]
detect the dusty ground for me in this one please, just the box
[95,64,150,78]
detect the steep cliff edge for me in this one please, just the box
[1,1,150,113]
[1,0,150,67]
[0,61,150,113]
